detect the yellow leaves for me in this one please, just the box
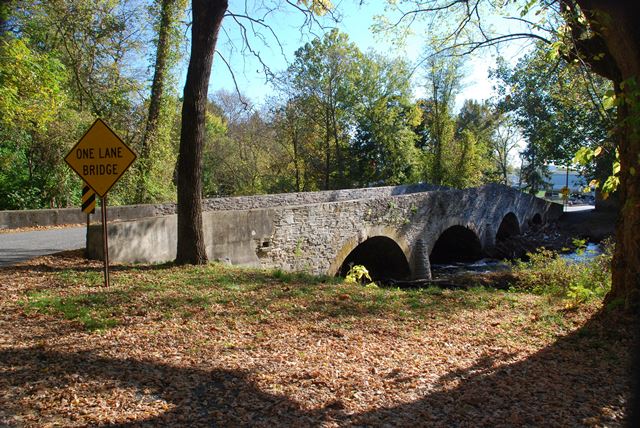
[547,41,564,61]
[602,90,617,110]
[406,103,423,127]
[573,146,604,166]
[344,264,373,285]
[0,38,67,130]
[297,0,333,16]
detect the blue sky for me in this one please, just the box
[195,1,533,110]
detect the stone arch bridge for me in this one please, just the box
[88,183,562,280]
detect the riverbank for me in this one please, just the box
[409,207,618,291]
[558,206,617,242]
[486,206,616,261]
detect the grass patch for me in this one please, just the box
[24,290,122,331]
[18,257,599,336]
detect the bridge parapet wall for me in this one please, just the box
[0,183,438,230]
[86,184,562,278]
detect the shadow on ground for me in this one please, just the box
[0,310,637,427]
[350,311,638,427]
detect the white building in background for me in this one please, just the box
[510,165,595,204]
[547,165,587,193]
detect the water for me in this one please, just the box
[430,243,602,280]
[430,258,510,279]
[560,242,602,263]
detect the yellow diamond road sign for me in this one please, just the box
[65,119,136,197]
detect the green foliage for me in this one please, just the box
[0,37,95,209]
[574,75,640,199]
[0,38,66,129]
[0,1,151,209]
[415,54,499,188]
[574,147,620,198]
[202,92,287,197]
[349,53,422,186]
[492,43,615,191]
[449,129,491,188]
[24,290,120,331]
[275,29,427,191]
[132,0,187,204]
[512,239,613,306]
[286,29,361,190]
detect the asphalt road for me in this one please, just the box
[563,204,595,212]
[0,227,86,267]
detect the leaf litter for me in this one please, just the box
[0,250,636,427]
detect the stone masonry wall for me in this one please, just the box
[87,183,561,280]
[1,183,439,229]
[254,184,562,277]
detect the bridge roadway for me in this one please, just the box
[0,227,85,267]
[87,183,562,280]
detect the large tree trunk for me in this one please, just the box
[575,0,640,310]
[608,92,640,311]
[601,15,640,311]
[176,0,227,265]
[137,0,179,203]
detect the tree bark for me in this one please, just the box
[176,0,227,265]
[573,0,640,310]
[607,90,640,311]
[137,0,178,203]
[291,118,301,192]
[324,111,331,190]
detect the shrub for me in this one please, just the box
[511,238,613,306]
[344,264,376,287]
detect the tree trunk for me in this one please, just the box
[575,0,640,310]
[292,122,301,192]
[605,51,640,311]
[176,0,227,265]
[137,0,178,203]
[607,94,640,310]
[324,113,331,190]
[331,106,343,189]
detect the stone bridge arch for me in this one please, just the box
[530,212,543,226]
[428,221,484,265]
[429,225,483,265]
[329,226,411,280]
[408,217,485,280]
[496,212,521,242]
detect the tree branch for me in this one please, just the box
[215,50,250,110]
[559,0,620,82]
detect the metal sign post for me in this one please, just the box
[65,119,136,287]
[101,195,110,288]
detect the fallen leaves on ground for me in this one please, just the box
[0,251,636,427]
